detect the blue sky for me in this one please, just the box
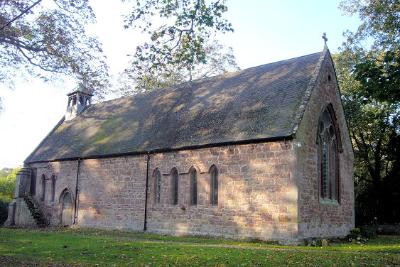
[222,0,359,68]
[0,0,360,168]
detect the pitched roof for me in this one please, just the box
[26,50,327,163]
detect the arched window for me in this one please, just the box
[41,175,46,201]
[153,169,161,204]
[189,167,197,206]
[317,105,340,201]
[170,168,179,205]
[51,175,56,202]
[209,165,218,206]
[30,168,37,195]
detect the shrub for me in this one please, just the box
[0,168,18,202]
[360,225,378,239]
[0,168,18,226]
[348,228,361,239]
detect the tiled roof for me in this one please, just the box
[26,50,326,163]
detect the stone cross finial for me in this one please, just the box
[322,32,328,45]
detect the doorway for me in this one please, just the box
[60,191,73,226]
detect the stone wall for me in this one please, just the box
[146,142,298,242]
[77,157,147,230]
[30,156,147,230]
[30,161,79,226]
[294,52,355,239]
[28,141,298,242]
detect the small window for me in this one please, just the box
[154,169,161,204]
[51,175,56,202]
[209,165,218,206]
[170,168,179,205]
[189,167,197,206]
[41,175,46,201]
[317,105,340,202]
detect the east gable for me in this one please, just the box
[293,49,354,238]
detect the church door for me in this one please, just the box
[61,191,73,226]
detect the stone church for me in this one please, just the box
[6,47,354,243]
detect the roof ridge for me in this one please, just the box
[88,51,324,110]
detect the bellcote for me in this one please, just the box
[65,86,93,121]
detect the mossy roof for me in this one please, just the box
[26,50,327,163]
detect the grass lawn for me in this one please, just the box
[0,228,399,266]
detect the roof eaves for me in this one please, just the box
[25,134,295,164]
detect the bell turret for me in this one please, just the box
[65,86,93,121]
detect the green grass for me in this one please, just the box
[0,228,399,266]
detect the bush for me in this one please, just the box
[360,225,378,239]
[0,168,18,202]
[0,168,18,226]
[348,228,361,239]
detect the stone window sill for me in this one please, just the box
[319,199,340,206]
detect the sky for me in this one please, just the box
[0,0,360,168]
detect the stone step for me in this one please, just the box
[23,195,49,228]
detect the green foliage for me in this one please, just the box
[0,168,17,202]
[122,0,235,93]
[120,40,239,94]
[0,0,110,98]
[335,51,400,224]
[337,0,400,225]
[360,225,378,239]
[0,167,18,225]
[339,0,400,103]
[0,168,12,179]
[348,228,361,239]
[0,228,399,266]
[354,50,400,103]
[340,0,400,50]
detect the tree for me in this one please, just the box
[0,0,110,98]
[336,0,400,224]
[0,168,18,203]
[0,168,12,179]
[340,0,400,50]
[340,0,400,103]
[120,40,239,95]
[122,0,234,94]
[335,51,400,225]
[0,167,18,225]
